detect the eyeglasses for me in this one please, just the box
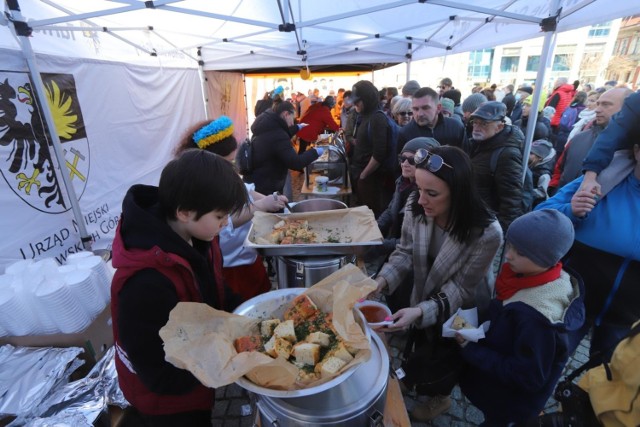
[397,155,416,165]
[398,111,413,117]
[413,148,453,172]
[470,119,501,128]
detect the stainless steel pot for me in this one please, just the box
[290,198,347,213]
[276,255,356,288]
[257,332,389,427]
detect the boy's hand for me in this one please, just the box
[581,171,602,197]
[455,332,468,347]
[254,193,287,212]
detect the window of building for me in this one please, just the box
[619,38,629,55]
[552,54,572,71]
[526,55,540,72]
[631,37,640,55]
[588,22,611,38]
[500,56,519,73]
[468,49,494,79]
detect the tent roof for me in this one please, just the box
[2,0,638,71]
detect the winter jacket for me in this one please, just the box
[378,192,503,328]
[461,269,585,424]
[583,92,640,175]
[351,80,390,170]
[536,167,640,326]
[546,84,575,127]
[397,113,468,154]
[375,177,416,255]
[249,110,319,195]
[470,125,526,233]
[513,112,551,141]
[530,147,556,206]
[579,320,640,427]
[296,103,339,142]
[556,124,603,189]
[111,185,235,416]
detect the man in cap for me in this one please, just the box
[469,101,526,233]
[509,85,533,123]
[461,93,488,138]
[438,77,453,97]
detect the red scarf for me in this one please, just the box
[496,262,563,301]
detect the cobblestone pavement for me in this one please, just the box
[210,171,592,426]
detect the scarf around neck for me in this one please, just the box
[496,262,563,301]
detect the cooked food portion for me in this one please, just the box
[234,335,263,353]
[270,219,318,244]
[451,315,474,330]
[235,293,359,385]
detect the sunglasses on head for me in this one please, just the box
[413,148,453,172]
[398,111,413,117]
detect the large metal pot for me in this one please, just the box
[290,198,347,213]
[257,331,389,427]
[276,255,356,288]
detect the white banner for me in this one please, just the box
[0,53,204,271]
[205,71,247,141]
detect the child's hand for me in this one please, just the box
[455,332,468,347]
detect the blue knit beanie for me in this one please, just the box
[506,209,575,268]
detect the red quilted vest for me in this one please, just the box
[110,225,225,415]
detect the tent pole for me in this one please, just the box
[197,47,209,120]
[522,0,561,184]
[6,0,92,250]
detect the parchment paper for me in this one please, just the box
[159,264,377,390]
[249,206,382,246]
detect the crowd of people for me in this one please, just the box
[109,76,639,426]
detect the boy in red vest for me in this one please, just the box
[111,149,247,425]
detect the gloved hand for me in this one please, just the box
[315,147,324,156]
[297,123,308,130]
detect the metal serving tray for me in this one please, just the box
[244,223,382,256]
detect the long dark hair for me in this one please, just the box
[411,146,495,242]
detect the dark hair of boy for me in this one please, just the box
[159,149,247,221]
[175,120,238,158]
[412,146,495,242]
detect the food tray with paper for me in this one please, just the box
[245,206,383,256]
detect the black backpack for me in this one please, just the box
[236,137,253,176]
[489,146,534,213]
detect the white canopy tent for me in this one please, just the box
[0,0,636,270]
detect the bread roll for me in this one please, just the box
[451,315,473,330]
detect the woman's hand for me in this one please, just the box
[253,193,288,212]
[381,307,421,332]
[570,187,598,218]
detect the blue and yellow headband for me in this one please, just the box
[193,116,234,149]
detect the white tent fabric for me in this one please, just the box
[1,0,638,71]
[0,0,637,271]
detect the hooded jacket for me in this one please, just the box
[460,269,585,424]
[249,110,318,195]
[513,112,551,141]
[111,184,233,415]
[530,145,556,206]
[470,125,526,232]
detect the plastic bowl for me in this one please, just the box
[355,300,393,327]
